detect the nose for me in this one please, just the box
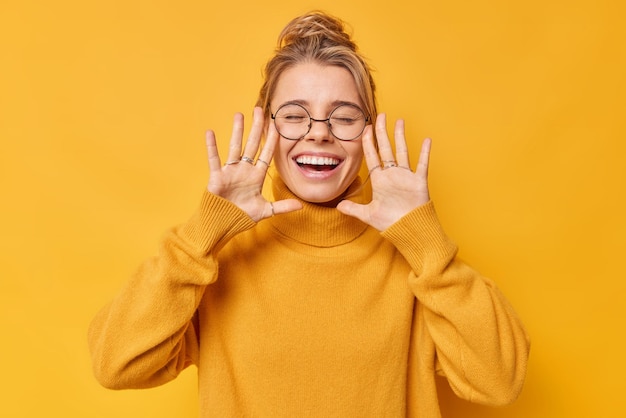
[304,117,334,142]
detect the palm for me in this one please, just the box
[337,114,431,231]
[205,108,301,222]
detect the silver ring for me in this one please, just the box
[383,160,398,168]
[224,160,240,166]
[241,156,255,165]
[256,158,269,167]
[269,202,275,217]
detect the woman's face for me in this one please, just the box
[269,62,365,206]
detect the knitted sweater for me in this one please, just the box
[88,177,529,417]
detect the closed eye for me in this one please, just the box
[331,116,361,125]
[283,115,308,122]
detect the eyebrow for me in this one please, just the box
[276,99,363,110]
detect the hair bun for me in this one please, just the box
[278,11,356,52]
[257,10,377,122]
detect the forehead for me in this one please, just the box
[271,62,362,109]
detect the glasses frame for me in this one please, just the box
[271,103,371,141]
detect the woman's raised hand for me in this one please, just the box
[337,113,432,231]
[205,107,302,222]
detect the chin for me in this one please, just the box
[289,182,353,207]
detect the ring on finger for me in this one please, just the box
[256,158,269,167]
[241,156,255,165]
[382,160,398,168]
[224,159,240,166]
[269,202,275,217]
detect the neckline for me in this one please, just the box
[268,175,370,247]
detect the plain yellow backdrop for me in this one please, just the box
[1,0,624,416]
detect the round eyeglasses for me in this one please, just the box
[271,103,370,141]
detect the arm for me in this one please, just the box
[88,192,256,389]
[338,114,529,405]
[383,202,530,406]
[88,108,300,389]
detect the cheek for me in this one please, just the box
[346,143,364,167]
[273,140,292,173]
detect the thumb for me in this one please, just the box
[336,200,369,224]
[270,199,303,216]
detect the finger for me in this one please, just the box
[375,113,395,166]
[266,199,302,218]
[205,130,222,172]
[416,137,432,179]
[242,107,265,159]
[394,119,411,169]
[227,113,244,163]
[256,120,279,168]
[336,200,370,226]
[361,125,381,172]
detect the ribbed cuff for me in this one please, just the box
[381,201,457,274]
[180,191,257,254]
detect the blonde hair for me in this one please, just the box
[256,11,377,120]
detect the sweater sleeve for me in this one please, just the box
[87,191,256,390]
[381,201,530,406]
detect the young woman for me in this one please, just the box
[89,11,529,417]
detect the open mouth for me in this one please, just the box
[295,155,341,172]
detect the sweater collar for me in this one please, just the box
[268,175,370,247]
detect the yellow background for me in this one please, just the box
[1,0,624,416]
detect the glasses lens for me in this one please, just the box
[329,105,367,141]
[273,104,310,140]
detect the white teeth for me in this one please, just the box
[295,155,340,166]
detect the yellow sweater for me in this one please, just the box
[88,177,529,417]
